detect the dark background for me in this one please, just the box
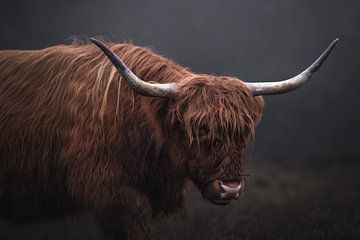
[0,0,359,239]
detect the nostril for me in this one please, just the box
[219,180,242,195]
[223,180,241,188]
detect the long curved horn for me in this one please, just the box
[245,38,339,96]
[90,38,179,98]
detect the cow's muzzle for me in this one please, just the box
[203,179,243,206]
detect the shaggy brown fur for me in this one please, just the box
[0,40,263,239]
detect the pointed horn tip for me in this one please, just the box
[89,37,106,48]
[90,37,100,42]
[89,37,107,51]
[89,38,114,52]
[314,37,340,68]
[89,37,100,44]
[329,37,340,49]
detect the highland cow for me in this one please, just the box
[0,38,338,239]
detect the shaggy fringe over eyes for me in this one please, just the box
[170,75,264,153]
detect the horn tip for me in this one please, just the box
[89,37,102,45]
[331,37,340,48]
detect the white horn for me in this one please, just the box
[91,38,179,98]
[245,38,339,96]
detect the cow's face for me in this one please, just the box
[168,75,264,205]
[91,37,337,205]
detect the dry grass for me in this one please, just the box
[1,152,359,240]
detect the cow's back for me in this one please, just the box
[0,47,94,221]
[0,47,85,168]
[0,42,189,221]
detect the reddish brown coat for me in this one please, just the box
[0,41,263,238]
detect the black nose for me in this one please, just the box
[219,180,242,199]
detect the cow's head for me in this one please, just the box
[91,38,338,206]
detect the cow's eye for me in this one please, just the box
[213,139,221,148]
[199,125,209,137]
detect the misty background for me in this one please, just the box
[0,0,359,239]
[1,0,359,157]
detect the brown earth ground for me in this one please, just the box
[0,152,359,240]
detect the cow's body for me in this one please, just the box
[0,38,337,239]
[0,44,192,214]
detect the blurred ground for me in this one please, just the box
[0,152,359,240]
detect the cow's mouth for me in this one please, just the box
[201,179,243,206]
[209,198,232,206]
